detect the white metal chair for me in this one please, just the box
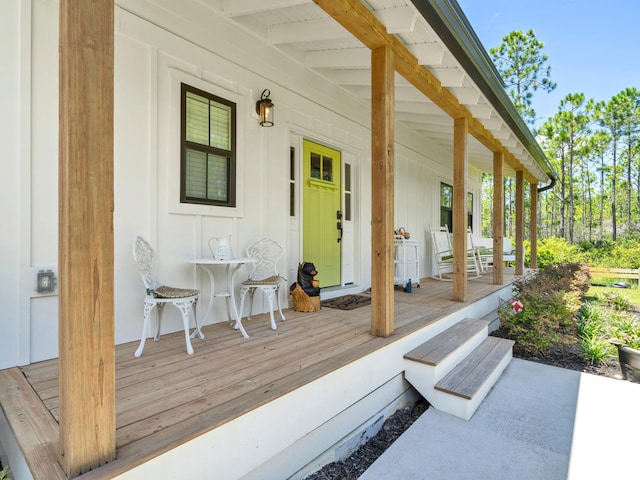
[133,236,200,357]
[238,238,286,335]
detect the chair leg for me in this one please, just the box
[275,286,285,321]
[173,300,195,355]
[135,300,155,357]
[236,287,251,339]
[247,288,256,320]
[190,297,204,340]
[154,303,165,341]
[262,287,277,330]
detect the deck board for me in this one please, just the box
[4,272,518,479]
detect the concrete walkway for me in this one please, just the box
[360,358,640,479]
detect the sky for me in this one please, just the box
[456,0,640,129]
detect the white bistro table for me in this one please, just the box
[190,257,255,339]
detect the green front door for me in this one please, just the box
[303,140,341,287]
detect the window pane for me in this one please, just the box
[322,155,333,181]
[185,92,209,145]
[206,154,228,202]
[290,147,295,216]
[467,192,473,211]
[290,184,295,217]
[185,149,207,198]
[310,153,321,179]
[440,183,453,208]
[345,193,351,221]
[345,163,351,190]
[210,102,231,150]
[441,208,452,230]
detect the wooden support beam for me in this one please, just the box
[530,183,538,270]
[452,117,468,301]
[58,0,116,476]
[515,170,525,276]
[492,151,504,285]
[370,44,395,337]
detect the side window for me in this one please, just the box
[344,163,352,221]
[440,183,453,230]
[440,183,473,231]
[181,83,236,207]
[289,147,295,217]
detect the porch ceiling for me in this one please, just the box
[216,0,552,184]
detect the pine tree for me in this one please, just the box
[490,29,557,127]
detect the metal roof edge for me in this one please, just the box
[410,0,557,186]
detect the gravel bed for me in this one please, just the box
[305,399,429,480]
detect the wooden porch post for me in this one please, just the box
[530,183,538,269]
[492,152,504,284]
[515,170,525,275]
[453,117,468,301]
[370,43,395,337]
[58,0,116,476]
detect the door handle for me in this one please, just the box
[337,221,343,243]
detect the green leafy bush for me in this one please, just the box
[536,237,585,268]
[0,465,10,480]
[498,263,590,356]
[609,313,640,350]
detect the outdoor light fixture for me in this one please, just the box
[37,269,55,293]
[256,89,274,127]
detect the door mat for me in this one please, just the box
[321,294,371,310]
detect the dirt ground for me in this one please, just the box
[490,325,624,380]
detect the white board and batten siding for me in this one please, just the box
[0,1,482,370]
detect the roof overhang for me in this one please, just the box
[217,0,556,186]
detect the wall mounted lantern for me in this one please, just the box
[256,89,274,127]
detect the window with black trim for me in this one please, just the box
[440,183,453,230]
[181,83,236,207]
[440,183,473,231]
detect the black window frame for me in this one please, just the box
[180,83,237,207]
[440,182,473,231]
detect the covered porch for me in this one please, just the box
[0,272,519,480]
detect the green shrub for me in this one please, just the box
[578,335,616,365]
[609,314,640,349]
[498,262,590,356]
[536,237,586,268]
[577,302,604,338]
[0,465,10,480]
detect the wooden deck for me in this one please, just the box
[0,273,517,479]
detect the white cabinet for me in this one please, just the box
[394,235,420,289]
